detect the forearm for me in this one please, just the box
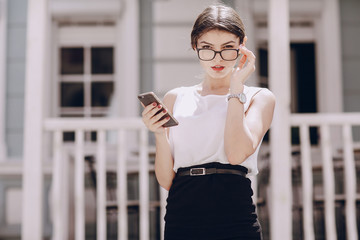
[225,82,255,164]
[224,100,255,164]
[154,132,175,191]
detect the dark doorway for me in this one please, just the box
[290,43,317,114]
[290,43,318,145]
[258,43,318,145]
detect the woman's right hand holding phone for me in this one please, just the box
[141,102,170,134]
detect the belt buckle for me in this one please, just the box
[190,168,206,176]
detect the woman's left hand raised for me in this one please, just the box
[230,46,256,93]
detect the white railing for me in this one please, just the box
[45,118,165,240]
[290,113,360,240]
[45,113,360,240]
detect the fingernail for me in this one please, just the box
[163,109,167,113]
[166,116,170,120]
[153,102,157,106]
[158,105,162,109]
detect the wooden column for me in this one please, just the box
[116,0,139,118]
[115,0,139,162]
[268,0,292,239]
[316,0,343,153]
[318,0,343,113]
[21,0,48,239]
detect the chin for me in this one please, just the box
[208,70,231,79]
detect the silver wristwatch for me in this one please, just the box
[227,93,247,104]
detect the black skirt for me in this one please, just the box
[164,162,262,240]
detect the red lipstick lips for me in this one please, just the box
[211,65,224,71]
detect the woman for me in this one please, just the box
[142,4,275,240]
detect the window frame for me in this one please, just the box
[55,25,116,118]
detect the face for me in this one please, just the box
[196,29,241,80]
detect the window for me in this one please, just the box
[56,24,116,141]
[59,46,114,115]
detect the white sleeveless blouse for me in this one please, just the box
[168,85,264,176]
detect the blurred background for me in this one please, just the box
[0,0,360,239]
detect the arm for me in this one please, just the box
[224,88,275,164]
[224,45,275,164]
[141,91,177,190]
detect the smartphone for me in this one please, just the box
[138,92,179,128]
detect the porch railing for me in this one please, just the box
[290,113,360,240]
[44,118,167,240]
[45,113,360,240]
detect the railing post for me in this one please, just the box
[160,187,168,240]
[97,130,107,240]
[300,124,315,240]
[117,130,128,240]
[139,129,150,240]
[342,124,358,240]
[75,130,85,240]
[320,124,337,240]
[52,131,65,240]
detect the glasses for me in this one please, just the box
[196,48,239,61]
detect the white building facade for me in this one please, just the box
[0,0,360,239]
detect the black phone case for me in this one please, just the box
[138,92,179,128]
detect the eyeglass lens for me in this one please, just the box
[198,49,238,61]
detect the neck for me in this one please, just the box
[200,74,231,94]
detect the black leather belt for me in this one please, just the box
[177,167,247,177]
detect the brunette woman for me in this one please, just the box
[142,4,275,240]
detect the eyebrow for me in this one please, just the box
[198,40,236,46]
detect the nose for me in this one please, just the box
[213,51,223,61]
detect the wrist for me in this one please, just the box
[229,83,244,94]
[155,131,167,139]
[229,78,244,92]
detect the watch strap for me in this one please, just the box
[227,92,247,104]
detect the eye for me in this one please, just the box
[224,45,234,49]
[201,45,211,49]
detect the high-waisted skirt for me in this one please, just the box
[164,162,262,240]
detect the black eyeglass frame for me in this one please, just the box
[196,48,240,61]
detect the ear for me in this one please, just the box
[242,36,248,46]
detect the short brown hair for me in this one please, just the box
[190,4,245,49]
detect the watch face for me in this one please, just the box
[239,93,247,103]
